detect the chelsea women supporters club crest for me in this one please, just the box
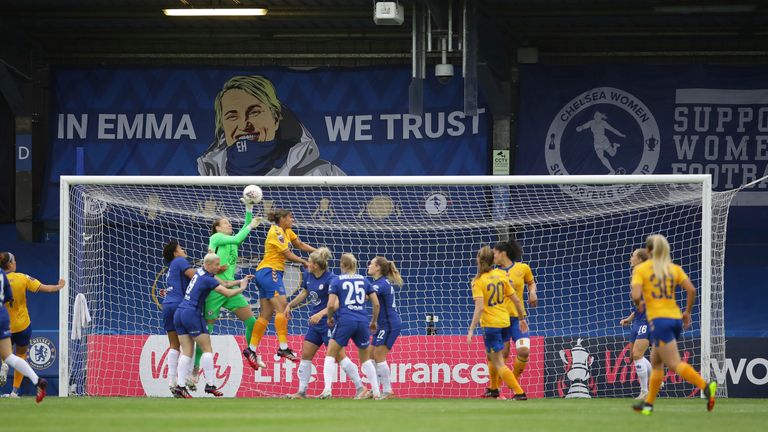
[545,87,661,201]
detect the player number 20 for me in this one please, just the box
[486,282,505,307]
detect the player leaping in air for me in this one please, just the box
[467,245,528,401]
[284,248,367,399]
[244,209,316,367]
[199,201,262,382]
[173,253,252,398]
[631,234,716,415]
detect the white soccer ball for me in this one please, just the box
[242,185,263,205]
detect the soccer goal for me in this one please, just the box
[59,175,735,398]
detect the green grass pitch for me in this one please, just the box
[5,397,768,432]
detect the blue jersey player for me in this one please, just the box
[283,248,366,399]
[172,253,251,398]
[162,240,197,392]
[620,248,652,400]
[367,256,403,399]
[0,269,47,403]
[320,253,381,399]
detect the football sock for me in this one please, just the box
[323,356,337,393]
[249,317,269,351]
[675,362,706,389]
[167,349,180,387]
[646,368,664,404]
[513,356,528,378]
[488,362,499,390]
[3,355,38,385]
[275,313,289,350]
[298,360,312,393]
[634,358,649,392]
[340,357,363,389]
[200,352,215,386]
[362,359,380,397]
[499,365,524,395]
[376,361,392,393]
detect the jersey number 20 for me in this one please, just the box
[486,282,505,307]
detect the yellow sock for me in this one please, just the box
[675,362,706,389]
[513,357,528,378]
[499,365,524,395]
[249,317,269,348]
[13,369,23,389]
[646,368,664,404]
[488,362,499,390]
[275,313,288,344]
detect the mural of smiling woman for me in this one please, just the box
[197,75,345,177]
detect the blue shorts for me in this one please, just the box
[509,317,530,342]
[0,308,11,340]
[331,320,370,349]
[501,325,513,343]
[483,327,505,353]
[305,324,331,347]
[162,302,180,333]
[173,307,208,337]
[373,326,401,349]
[256,268,285,299]
[11,325,32,347]
[649,318,682,346]
[630,321,650,343]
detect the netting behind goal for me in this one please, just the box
[60,176,733,398]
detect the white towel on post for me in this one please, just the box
[71,293,92,340]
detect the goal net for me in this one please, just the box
[60,175,735,398]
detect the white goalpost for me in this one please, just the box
[59,174,735,398]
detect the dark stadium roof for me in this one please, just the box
[1,0,767,73]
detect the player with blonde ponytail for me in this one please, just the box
[631,234,717,415]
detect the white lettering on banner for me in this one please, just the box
[710,357,768,386]
[139,335,242,397]
[673,90,768,201]
[253,361,490,385]
[323,109,486,142]
[56,113,196,140]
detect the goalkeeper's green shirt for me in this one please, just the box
[208,211,253,281]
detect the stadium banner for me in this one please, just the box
[544,337,701,398]
[710,337,768,398]
[517,65,768,206]
[85,335,544,398]
[43,67,490,220]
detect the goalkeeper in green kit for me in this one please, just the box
[190,200,264,388]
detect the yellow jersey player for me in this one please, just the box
[0,252,63,401]
[630,234,716,415]
[484,240,537,398]
[244,208,316,366]
[466,246,527,400]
